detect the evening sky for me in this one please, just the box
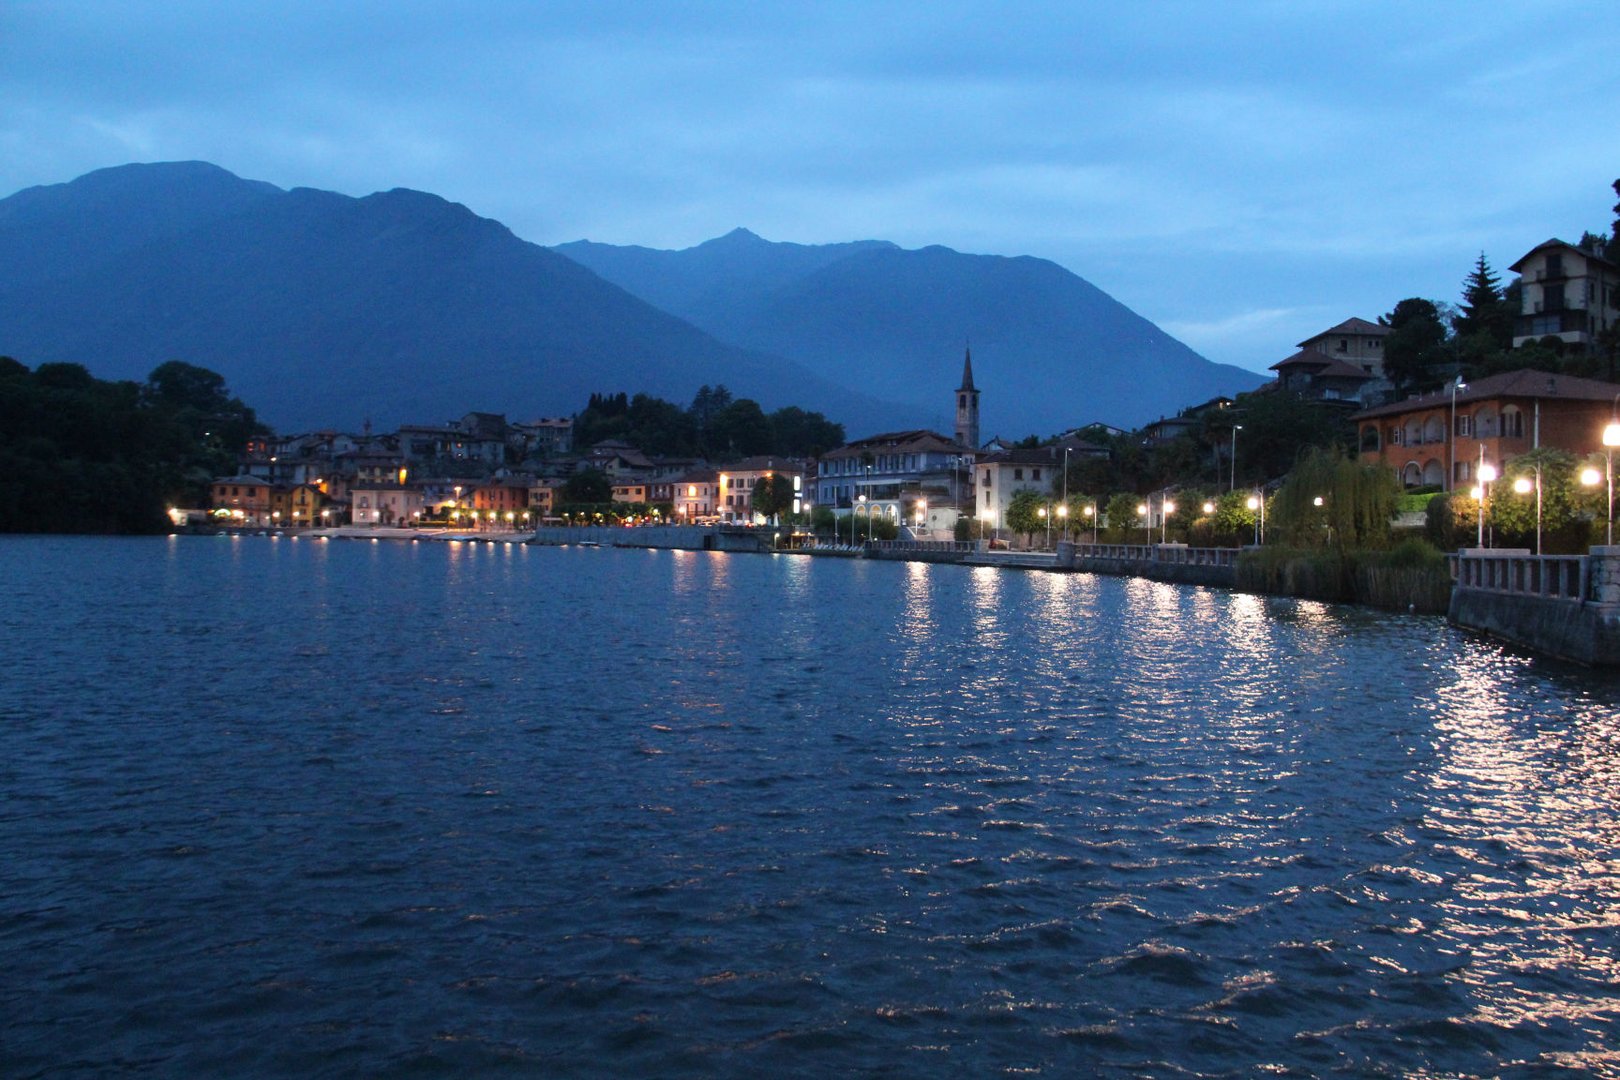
[2,1,1616,375]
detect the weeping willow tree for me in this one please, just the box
[1271,446,1400,550]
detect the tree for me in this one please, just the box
[561,468,612,504]
[1104,492,1147,542]
[1452,254,1514,358]
[706,398,773,457]
[1005,488,1046,546]
[769,406,844,458]
[751,474,796,522]
[1489,448,1589,553]
[1381,298,1451,394]
[1270,446,1398,550]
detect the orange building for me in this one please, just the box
[1354,369,1620,490]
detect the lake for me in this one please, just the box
[3,534,1619,1077]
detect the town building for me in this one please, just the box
[1297,317,1390,379]
[209,475,273,526]
[350,482,425,526]
[1509,239,1619,353]
[1353,368,1620,490]
[671,469,721,522]
[817,430,974,524]
[715,457,809,523]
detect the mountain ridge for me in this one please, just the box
[0,163,911,434]
[555,230,1264,436]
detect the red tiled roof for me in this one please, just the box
[1351,369,1620,420]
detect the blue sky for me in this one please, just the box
[3,1,1616,375]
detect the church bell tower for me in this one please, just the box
[954,347,980,450]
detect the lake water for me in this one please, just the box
[4,535,1620,1078]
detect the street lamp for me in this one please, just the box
[1161,499,1175,544]
[1230,425,1242,491]
[1061,446,1071,528]
[1083,502,1096,545]
[1448,376,1467,493]
[1475,461,1497,549]
[915,498,927,532]
[1604,408,1620,546]
[1038,504,1050,549]
[1057,502,1069,543]
[1514,465,1542,556]
[856,493,867,545]
[1246,492,1266,545]
[1137,502,1149,545]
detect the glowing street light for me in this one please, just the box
[1475,460,1498,549]
[1161,499,1175,544]
[1514,465,1543,556]
[1056,501,1069,543]
[1137,502,1149,545]
[1083,502,1096,545]
[1038,504,1051,549]
[1245,492,1266,545]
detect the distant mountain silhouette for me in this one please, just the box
[558,233,1265,436]
[0,163,909,433]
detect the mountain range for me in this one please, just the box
[0,161,1263,438]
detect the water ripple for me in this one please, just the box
[3,537,1620,1078]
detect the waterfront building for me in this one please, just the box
[1509,239,1619,353]
[472,476,532,523]
[208,475,273,526]
[350,482,424,526]
[671,469,721,522]
[1353,368,1620,490]
[817,431,974,524]
[714,457,809,523]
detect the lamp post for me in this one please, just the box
[856,493,866,546]
[915,498,927,533]
[1514,465,1542,556]
[1057,502,1069,543]
[1038,505,1050,549]
[1230,425,1242,491]
[1246,492,1266,545]
[1161,498,1175,544]
[1448,376,1467,493]
[1061,446,1071,530]
[1604,402,1620,546]
[1475,460,1497,549]
[1084,502,1096,545]
[1137,502,1149,545]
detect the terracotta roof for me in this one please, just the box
[1298,317,1387,346]
[1351,368,1620,421]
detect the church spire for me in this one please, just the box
[953,345,980,450]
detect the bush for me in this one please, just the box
[1236,540,1453,613]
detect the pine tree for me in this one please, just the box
[1452,253,1514,367]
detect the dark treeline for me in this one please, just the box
[0,357,265,534]
[573,384,845,460]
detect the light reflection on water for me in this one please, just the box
[4,537,1620,1078]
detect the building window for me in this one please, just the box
[1338,338,1348,352]
[1455,415,1472,437]
[1032,468,1042,481]
[1013,468,1023,480]
[1455,461,1471,483]
[1502,407,1525,438]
